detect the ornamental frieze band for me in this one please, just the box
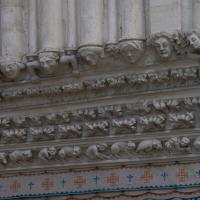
[0,31,198,83]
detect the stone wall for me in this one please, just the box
[0,0,200,199]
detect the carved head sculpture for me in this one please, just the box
[97,143,108,151]
[119,40,144,63]
[104,44,120,57]
[78,46,102,67]
[151,32,173,59]
[0,57,24,81]
[38,51,59,75]
[187,31,200,51]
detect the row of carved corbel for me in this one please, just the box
[0,112,195,144]
[0,96,199,129]
[1,135,200,166]
[1,66,199,100]
[0,31,199,82]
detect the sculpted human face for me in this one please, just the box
[2,63,19,80]
[122,44,141,63]
[188,33,200,50]
[154,37,172,59]
[40,58,57,75]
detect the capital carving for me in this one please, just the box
[119,40,144,63]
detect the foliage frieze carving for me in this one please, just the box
[1,66,199,105]
[0,96,200,144]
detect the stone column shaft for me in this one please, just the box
[193,0,200,32]
[78,0,103,46]
[66,0,77,50]
[149,0,182,34]
[1,0,25,58]
[28,0,38,53]
[107,0,117,43]
[118,0,145,40]
[39,0,63,50]
[181,0,193,32]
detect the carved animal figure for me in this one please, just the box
[58,146,81,160]
[86,143,109,160]
[111,141,136,157]
[165,137,191,153]
[38,147,57,161]
[0,152,7,165]
[193,136,200,150]
[9,150,32,163]
[136,139,162,154]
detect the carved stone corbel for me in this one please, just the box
[24,54,40,80]
[59,50,79,76]
[38,50,60,76]
[0,57,25,81]
[104,43,120,57]
[118,40,145,63]
[77,46,102,67]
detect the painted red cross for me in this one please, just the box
[73,176,86,188]
[176,169,188,182]
[140,171,153,184]
[106,173,119,187]
[10,180,21,193]
[41,178,54,191]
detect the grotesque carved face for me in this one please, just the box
[154,37,172,59]
[39,52,59,75]
[0,62,22,80]
[80,50,98,66]
[120,41,144,63]
[188,32,200,50]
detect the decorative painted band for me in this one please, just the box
[1,162,200,199]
